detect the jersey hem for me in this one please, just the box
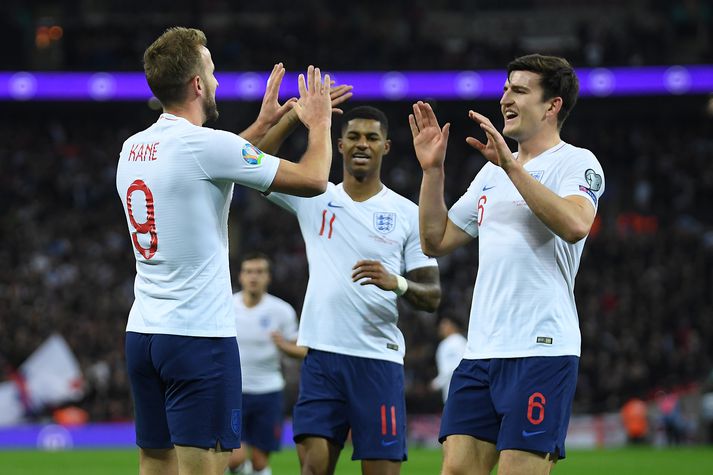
[301,342,404,365]
[463,349,581,359]
[125,328,237,338]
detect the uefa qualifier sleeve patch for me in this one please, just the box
[579,168,602,205]
[242,143,264,165]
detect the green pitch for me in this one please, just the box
[1,446,712,474]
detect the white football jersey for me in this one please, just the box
[448,142,605,359]
[267,183,437,364]
[233,292,298,394]
[116,113,280,337]
[433,333,467,402]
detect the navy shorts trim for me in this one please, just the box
[293,350,407,461]
[125,332,242,450]
[242,391,283,452]
[439,356,578,459]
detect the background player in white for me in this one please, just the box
[431,316,467,403]
[227,252,305,475]
[259,106,441,475]
[409,54,605,475]
[116,27,336,475]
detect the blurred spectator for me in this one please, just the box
[620,398,649,444]
[655,390,687,445]
[701,370,713,443]
[430,316,467,403]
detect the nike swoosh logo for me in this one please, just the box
[327,201,343,208]
[381,439,399,446]
[522,430,546,438]
[482,185,495,191]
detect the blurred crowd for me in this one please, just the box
[1,0,711,71]
[1,94,712,423]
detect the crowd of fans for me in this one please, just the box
[1,94,712,422]
[1,0,711,71]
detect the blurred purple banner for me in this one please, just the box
[0,422,296,450]
[0,66,711,101]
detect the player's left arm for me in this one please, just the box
[271,332,308,359]
[351,261,441,312]
[467,110,596,243]
[506,169,596,243]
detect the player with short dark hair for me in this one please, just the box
[260,105,442,475]
[410,53,605,475]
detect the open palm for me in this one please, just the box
[256,63,297,127]
[465,110,515,169]
[409,101,450,171]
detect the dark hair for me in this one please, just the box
[507,54,579,128]
[341,106,389,136]
[240,251,271,271]
[143,27,207,107]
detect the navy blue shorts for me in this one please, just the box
[125,332,242,450]
[242,391,283,453]
[439,356,578,459]
[293,350,407,461]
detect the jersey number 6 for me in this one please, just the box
[477,195,487,225]
[126,179,158,259]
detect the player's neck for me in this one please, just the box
[342,174,384,202]
[516,130,561,165]
[242,291,265,308]
[162,104,205,127]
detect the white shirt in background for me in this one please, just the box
[233,292,298,394]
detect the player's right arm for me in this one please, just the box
[410,101,473,256]
[268,66,332,197]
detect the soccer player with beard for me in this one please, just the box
[116,27,335,475]
[261,106,441,475]
[410,54,605,475]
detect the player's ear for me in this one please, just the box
[189,75,202,98]
[337,138,344,154]
[547,97,563,119]
[383,139,392,156]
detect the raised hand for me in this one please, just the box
[409,101,451,171]
[293,65,332,130]
[466,110,516,171]
[256,63,297,128]
[330,83,353,115]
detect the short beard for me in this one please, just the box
[203,95,219,122]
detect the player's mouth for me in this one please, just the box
[351,152,370,165]
[503,110,518,124]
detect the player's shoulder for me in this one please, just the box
[122,125,156,145]
[559,142,599,162]
[381,186,418,211]
[557,142,604,176]
[264,293,296,314]
[264,292,292,307]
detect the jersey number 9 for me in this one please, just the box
[126,179,158,259]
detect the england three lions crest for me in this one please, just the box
[374,212,396,234]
